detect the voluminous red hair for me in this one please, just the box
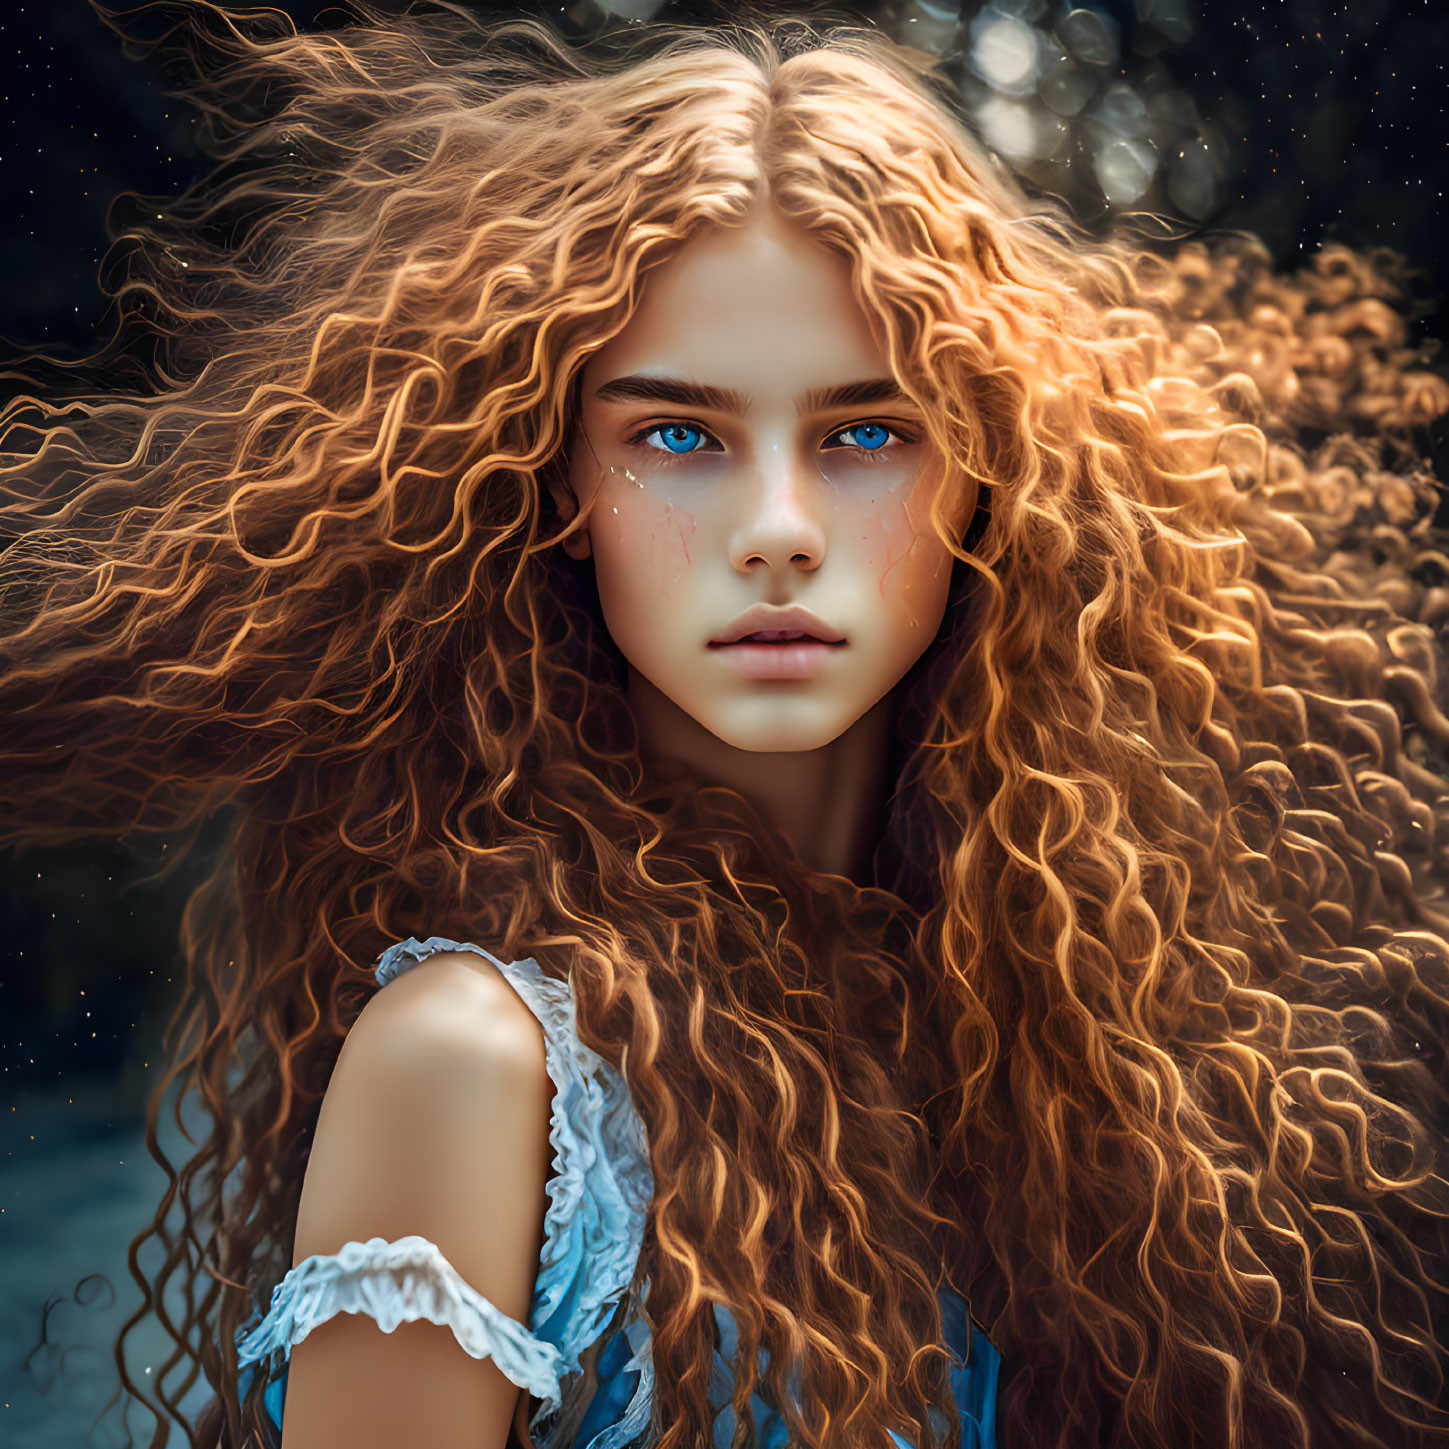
[3,5,1449,1447]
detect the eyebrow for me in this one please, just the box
[591,374,913,416]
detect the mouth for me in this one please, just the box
[708,632,847,648]
[709,605,847,652]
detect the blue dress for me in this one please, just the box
[234,936,1001,1447]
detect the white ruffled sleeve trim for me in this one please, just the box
[234,1234,564,1402]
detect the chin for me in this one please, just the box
[706,710,851,754]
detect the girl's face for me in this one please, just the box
[562,205,965,755]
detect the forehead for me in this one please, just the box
[582,206,891,403]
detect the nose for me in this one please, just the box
[727,442,827,575]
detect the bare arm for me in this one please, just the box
[278,950,555,1449]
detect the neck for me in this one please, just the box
[625,671,894,886]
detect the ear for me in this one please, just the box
[544,462,593,561]
[563,526,593,562]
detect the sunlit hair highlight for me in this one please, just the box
[3,5,1448,1448]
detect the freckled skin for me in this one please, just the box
[549,204,970,877]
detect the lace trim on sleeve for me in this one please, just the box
[233,1234,563,1401]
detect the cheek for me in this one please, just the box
[592,486,699,613]
[847,480,955,648]
[858,497,949,607]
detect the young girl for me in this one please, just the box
[4,5,1449,1448]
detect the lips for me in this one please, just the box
[710,605,846,647]
[711,638,842,681]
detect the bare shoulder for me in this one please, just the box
[292,946,554,1274]
[349,947,550,1078]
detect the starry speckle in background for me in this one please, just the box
[0,0,201,351]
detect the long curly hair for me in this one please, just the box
[4,4,1449,1447]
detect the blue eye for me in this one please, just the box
[834,422,894,451]
[645,423,709,455]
